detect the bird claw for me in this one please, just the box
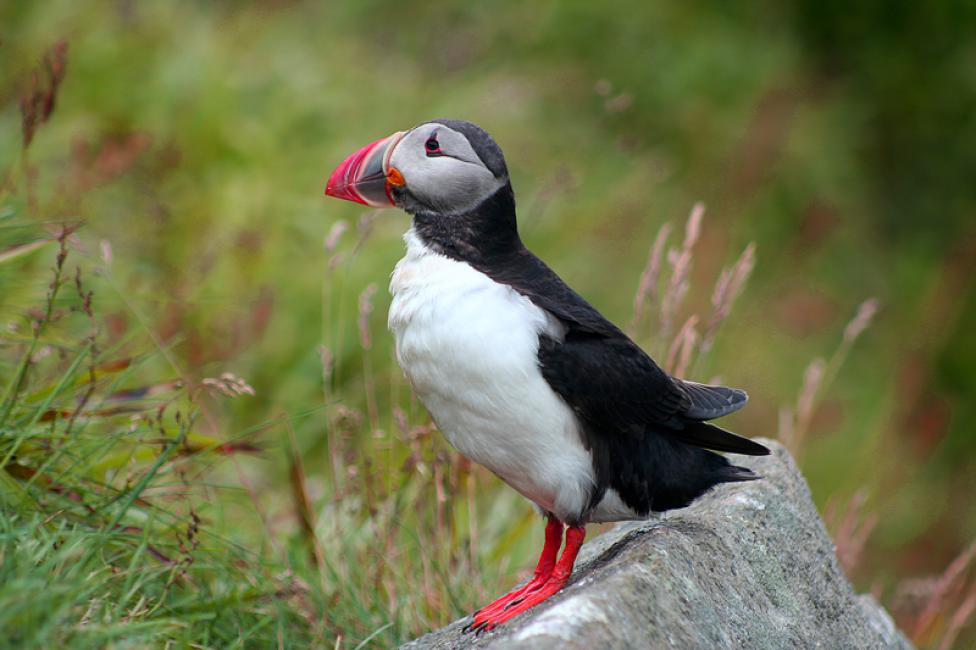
[462,619,492,635]
[465,573,573,634]
[463,522,584,634]
[464,592,526,634]
[474,621,494,635]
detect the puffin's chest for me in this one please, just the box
[384,232,596,523]
[387,246,556,395]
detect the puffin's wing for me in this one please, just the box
[488,248,768,456]
[681,380,749,420]
[491,248,625,337]
[538,333,769,456]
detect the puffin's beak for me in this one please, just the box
[325,131,405,207]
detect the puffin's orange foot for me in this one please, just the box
[464,524,585,634]
[468,573,569,633]
[463,515,564,632]
[469,573,549,622]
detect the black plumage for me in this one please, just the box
[410,175,769,522]
[327,118,772,630]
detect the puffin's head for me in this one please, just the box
[325,119,509,217]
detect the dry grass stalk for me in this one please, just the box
[357,284,380,431]
[630,221,672,336]
[778,298,878,458]
[357,284,377,351]
[777,406,795,450]
[660,202,704,344]
[794,358,826,451]
[630,202,755,380]
[665,315,699,378]
[905,542,976,644]
[0,228,72,428]
[939,584,976,650]
[466,463,479,570]
[287,419,325,571]
[20,40,68,150]
[324,220,349,252]
[826,298,879,389]
[318,344,347,500]
[844,298,879,344]
[351,213,378,254]
[99,239,113,267]
[318,345,334,391]
[701,242,756,353]
[824,490,878,575]
[200,372,255,398]
[778,357,824,457]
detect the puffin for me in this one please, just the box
[324,119,770,632]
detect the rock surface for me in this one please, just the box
[402,440,912,650]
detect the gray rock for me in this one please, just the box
[401,440,912,650]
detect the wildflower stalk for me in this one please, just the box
[0,229,69,429]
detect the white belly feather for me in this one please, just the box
[388,230,598,523]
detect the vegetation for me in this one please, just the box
[2,1,974,647]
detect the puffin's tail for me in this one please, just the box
[671,420,771,456]
[670,380,770,456]
[717,463,762,482]
[626,433,763,513]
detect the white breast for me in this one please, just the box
[388,229,596,523]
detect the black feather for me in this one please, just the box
[670,421,771,456]
[581,424,761,516]
[430,119,509,178]
[680,380,749,419]
[407,147,769,520]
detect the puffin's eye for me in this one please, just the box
[425,137,442,156]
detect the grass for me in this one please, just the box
[2,2,975,647]
[5,231,302,647]
[3,197,970,649]
[0,228,314,647]
[0,214,531,646]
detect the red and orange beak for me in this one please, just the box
[324,131,406,207]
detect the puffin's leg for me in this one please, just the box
[470,524,586,634]
[465,515,563,627]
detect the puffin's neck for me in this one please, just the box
[410,184,522,264]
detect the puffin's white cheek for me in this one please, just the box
[435,178,485,212]
[437,168,503,212]
[463,175,499,203]
[390,143,505,214]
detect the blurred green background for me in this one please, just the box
[2,0,975,646]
